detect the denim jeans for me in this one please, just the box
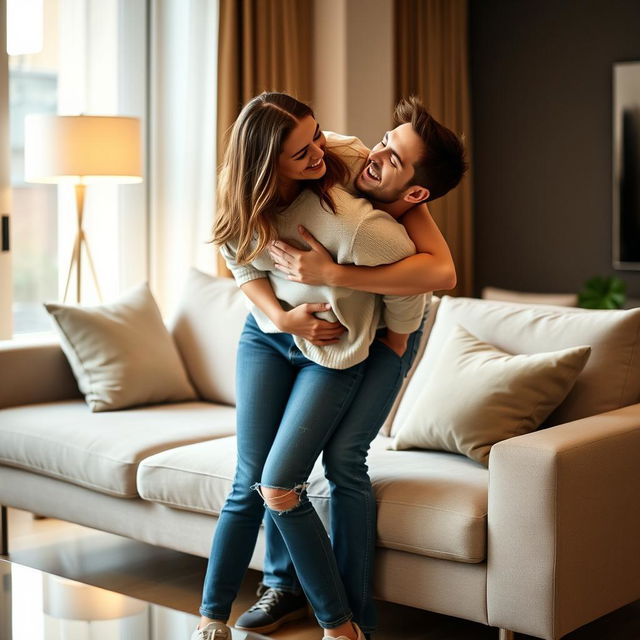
[261,320,425,634]
[199,313,366,629]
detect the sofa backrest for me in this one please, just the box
[390,296,640,435]
[171,273,640,431]
[0,339,82,409]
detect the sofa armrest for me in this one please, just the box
[487,404,640,640]
[0,339,81,409]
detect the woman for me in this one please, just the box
[193,92,456,640]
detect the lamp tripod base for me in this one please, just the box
[62,184,103,304]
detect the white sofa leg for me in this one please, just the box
[1,506,7,556]
[499,630,515,640]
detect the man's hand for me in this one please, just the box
[377,328,409,357]
[269,226,339,286]
[277,302,346,346]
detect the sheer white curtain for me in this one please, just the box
[148,0,219,316]
[0,0,11,339]
[57,0,147,305]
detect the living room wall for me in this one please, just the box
[312,0,393,148]
[470,0,640,300]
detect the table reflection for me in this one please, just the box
[1,560,211,640]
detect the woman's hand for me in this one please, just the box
[269,226,338,286]
[277,302,346,346]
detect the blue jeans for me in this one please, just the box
[261,322,425,634]
[200,314,366,629]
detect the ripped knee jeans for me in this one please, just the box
[253,482,309,513]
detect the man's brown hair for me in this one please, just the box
[394,96,467,202]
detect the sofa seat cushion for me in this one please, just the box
[137,435,488,564]
[0,400,236,497]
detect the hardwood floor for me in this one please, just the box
[4,508,639,639]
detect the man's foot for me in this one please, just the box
[235,586,308,633]
[190,621,230,640]
[322,621,365,640]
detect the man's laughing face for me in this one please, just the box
[355,123,427,203]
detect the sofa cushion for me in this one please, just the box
[44,283,197,412]
[392,296,640,436]
[0,400,236,497]
[169,269,249,406]
[137,434,488,564]
[392,325,591,466]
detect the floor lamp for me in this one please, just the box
[24,115,142,303]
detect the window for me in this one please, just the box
[8,0,147,335]
[9,0,58,333]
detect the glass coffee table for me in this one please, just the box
[0,558,270,639]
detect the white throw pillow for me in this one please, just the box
[44,283,197,412]
[169,268,249,405]
[392,325,591,466]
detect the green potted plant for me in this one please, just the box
[577,276,627,309]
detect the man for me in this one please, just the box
[234,97,466,640]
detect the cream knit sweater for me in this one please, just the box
[222,133,428,369]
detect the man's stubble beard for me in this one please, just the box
[356,179,405,204]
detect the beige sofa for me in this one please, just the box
[1,272,639,640]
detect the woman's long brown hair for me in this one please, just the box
[212,92,348,265]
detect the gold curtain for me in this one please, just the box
[216,0,313,276]
[395,0,474,297]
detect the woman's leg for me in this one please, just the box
[199,318,297,621]
[323,325,425,635]
[257,346,366,631]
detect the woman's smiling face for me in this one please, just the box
[277,115,327,184]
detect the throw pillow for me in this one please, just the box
[44,283,197,412]
[392,325,591,466]
[169,268,249,405]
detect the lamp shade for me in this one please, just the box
[24,115,143,184]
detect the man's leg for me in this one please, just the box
[323,328,422,635]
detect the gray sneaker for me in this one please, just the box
[190,621,231,640]
[235,586,308,633]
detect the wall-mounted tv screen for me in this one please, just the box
[613,61,640,269]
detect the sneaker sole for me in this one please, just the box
[234,606,309,634]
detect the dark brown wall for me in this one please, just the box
[470,0,640,298]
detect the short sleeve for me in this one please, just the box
[350,210,416,266]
